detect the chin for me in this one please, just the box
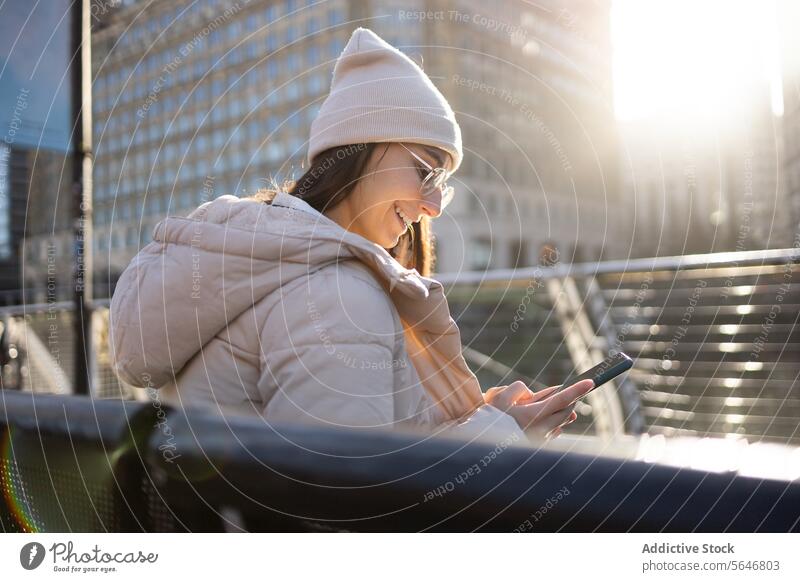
[383,224,406,248]
[383,235,401,249]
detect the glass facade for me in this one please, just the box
[90,0,341,240]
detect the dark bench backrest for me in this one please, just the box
[2,391,799,532]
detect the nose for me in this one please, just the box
[418,189,443,218]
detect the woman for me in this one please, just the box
[109,27,592,444]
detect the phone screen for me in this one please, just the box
[557,352,633,394]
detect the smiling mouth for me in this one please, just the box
[394,209,408,231]
[393,205,413,231]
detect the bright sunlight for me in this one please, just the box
[611,0,783,123]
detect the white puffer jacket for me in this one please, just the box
[109,190,526,444]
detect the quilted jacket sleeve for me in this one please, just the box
[430,404,528,445]
[256,265,402,431]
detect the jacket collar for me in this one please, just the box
[269,191,483,421]
[272,189,334,223]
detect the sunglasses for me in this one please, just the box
[398,143,455,210]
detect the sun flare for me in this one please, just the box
[611,0,783,124]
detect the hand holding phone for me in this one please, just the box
[488,353,633,440]
[555,352,633,396]
[508,379,593,439]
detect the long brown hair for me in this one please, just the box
[248,142,438,277]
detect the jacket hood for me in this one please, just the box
[109,191,485,421]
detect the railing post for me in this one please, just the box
[71,0,94,396]
[546,276,626,442]
[583,276,646,435]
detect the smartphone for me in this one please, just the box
[556,352,633,395]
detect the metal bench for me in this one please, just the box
[2,390,798,532]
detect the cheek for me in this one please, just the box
[352,190,396,239]
[397,172,423,201]
[374,168,421,203]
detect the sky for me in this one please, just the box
[611,0,784,124]
[0,0,73,151]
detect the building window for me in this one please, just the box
[469,237,492,270]
[306,102,320,123]
[246,41,258,61]
[287,52,300,74]
[267,33,278,52]
[509,239,528,268]
[327,8,342,26]
[306,44,319,66]
[306,17,317,36]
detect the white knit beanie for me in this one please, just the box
[307,27,463,174]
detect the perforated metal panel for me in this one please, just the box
[1,455,45,532]
[0,432,122,531]
[141,474,181,532]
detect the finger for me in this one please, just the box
[489,381,532,411]
[550,411,578,439]
[505,380,535,407]
[484,385,507,401]
[516,385,560,404]
[541,405,576,435]
[542,379,594,414]
[555,411,578,433]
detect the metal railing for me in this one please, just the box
[1,247,798,445]
[441,247,800,446]
[0,300,140,401]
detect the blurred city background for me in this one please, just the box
[0,0,798,447]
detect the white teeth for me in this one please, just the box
[395,205,412,226]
